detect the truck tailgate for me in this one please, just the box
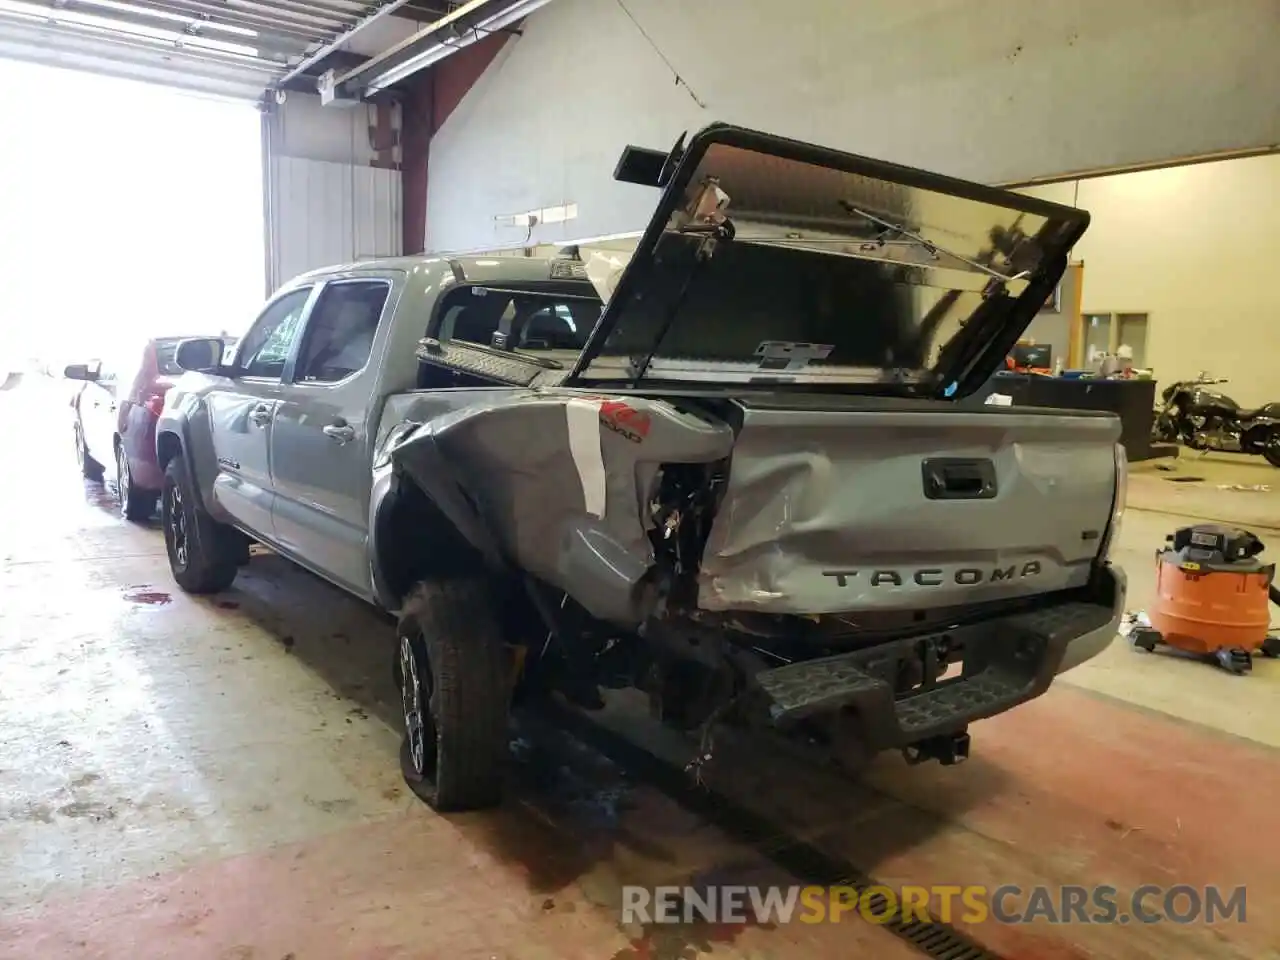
[697,401,1121,614]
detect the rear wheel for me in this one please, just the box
[117,444,158,522]
[75,423,104,482]
[162,456,239,594]
[394,580,511,812]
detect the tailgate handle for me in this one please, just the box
[922,458,997,500]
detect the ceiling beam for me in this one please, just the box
[274,0,417,89]
[276,48,369,91]
[333,0,551,100]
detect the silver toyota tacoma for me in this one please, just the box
[158,124,1127,811]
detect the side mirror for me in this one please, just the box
[174,337,225,374]
[63,363,97,381]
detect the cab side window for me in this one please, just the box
[235,288,312,380]
[293,281,390,384]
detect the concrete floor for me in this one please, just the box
[1,377,1277,960]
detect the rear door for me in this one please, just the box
[270,275,396,595]
[207,286,314,537]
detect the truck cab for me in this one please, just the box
[155,256,602,602]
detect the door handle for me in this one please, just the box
[323,422,356,444]
[921,458,998,500]
[248,405,272,427]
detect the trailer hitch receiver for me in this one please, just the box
[903,730,971,766]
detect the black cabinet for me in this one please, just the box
[968,374,1164,462]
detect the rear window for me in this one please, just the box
[433,284,602,364]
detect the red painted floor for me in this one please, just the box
[1,683,1273,960]
[2,381,1276,960]
[865,684,1280,959]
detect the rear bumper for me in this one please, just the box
[753,564,1126,752]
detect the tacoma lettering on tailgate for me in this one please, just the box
[822,562,1043,588]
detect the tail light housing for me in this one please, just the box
[144,382,171,417]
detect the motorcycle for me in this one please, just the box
[1152,372,1280,468]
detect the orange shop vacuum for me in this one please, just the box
[1130,524,1280,674]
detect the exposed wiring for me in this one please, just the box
[614,0,706,110]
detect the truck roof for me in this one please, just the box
[288,254,572,286]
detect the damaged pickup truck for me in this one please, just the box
[157,124,1126,811]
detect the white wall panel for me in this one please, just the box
[268,157,402,288]
[426,0,1280,254]
[1022,155,1280,407]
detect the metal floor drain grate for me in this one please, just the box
[543,702,1006,960]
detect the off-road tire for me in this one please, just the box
[1264,429,1280,469]
[75,423,104,482]
[117,444,158,522]
[395,580,510,812]
[162,456,240,594]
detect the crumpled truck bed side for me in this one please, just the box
[381,389,733,624]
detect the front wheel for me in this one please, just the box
[162,456,240,594]
[394,580,511,812]
[1263,430,1280,469]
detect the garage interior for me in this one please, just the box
[2,1,1279,958]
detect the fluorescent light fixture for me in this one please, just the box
[0,0,261,55]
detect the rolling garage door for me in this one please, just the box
[0,0,405,101]
[0,0,425,290]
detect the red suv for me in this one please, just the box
[67,336,229,521]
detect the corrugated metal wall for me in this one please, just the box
[262,93,403,292]
[268,157,402,288]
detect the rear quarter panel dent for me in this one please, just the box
[385,390,733,623]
